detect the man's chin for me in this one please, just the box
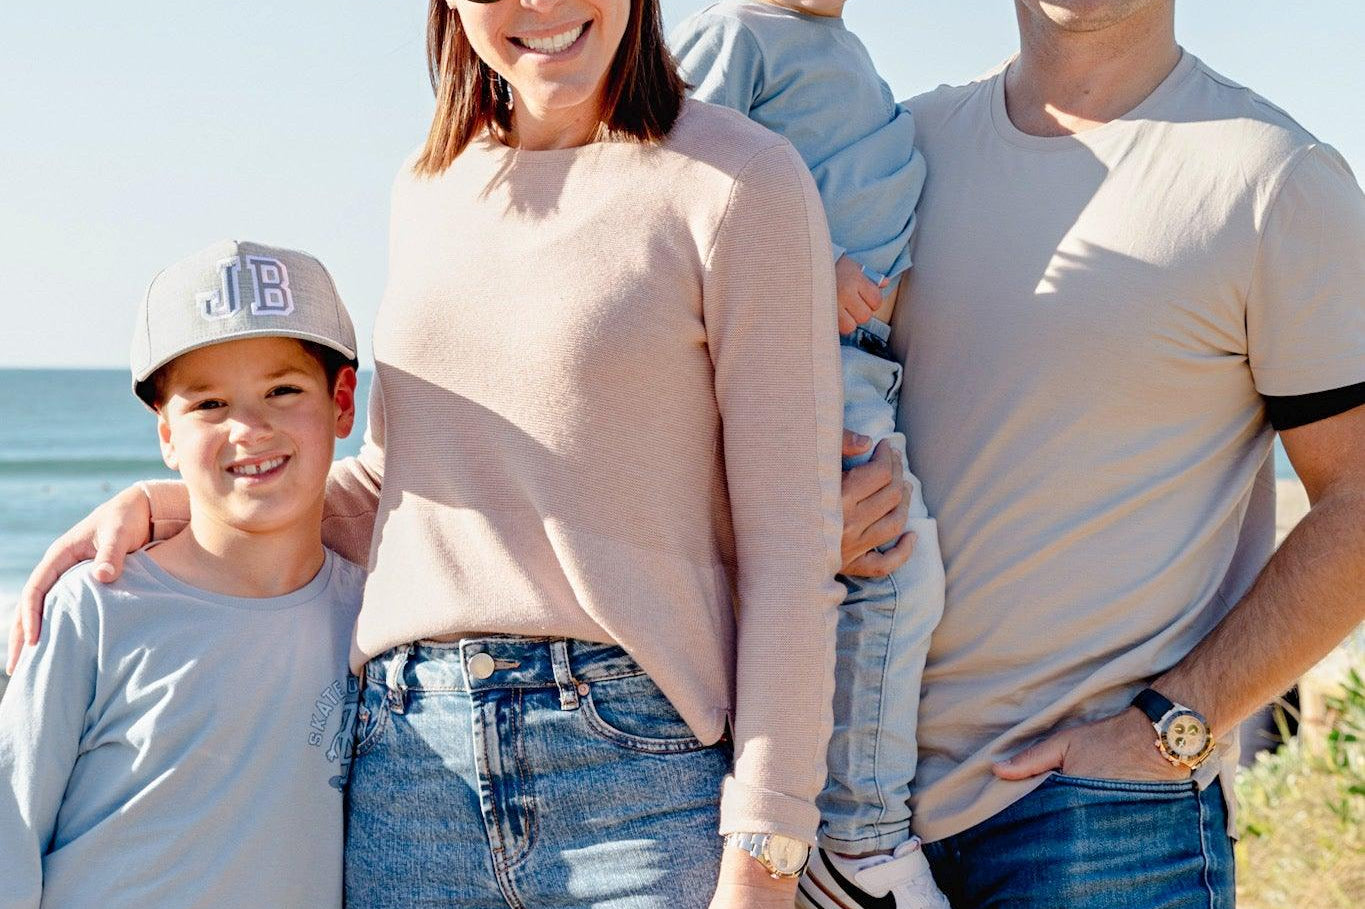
[1031,0,1166,33]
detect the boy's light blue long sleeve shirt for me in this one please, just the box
[670,0,927,282]
[0,549,363,909]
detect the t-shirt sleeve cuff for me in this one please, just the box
[717,775,821,845]
[139,479,189,541]
[1263,380,1365,431]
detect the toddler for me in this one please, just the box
[672,4,949,907]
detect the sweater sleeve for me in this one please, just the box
[144,375,387,566]
[701,141,845,842]
[0,577,100,909]
[670,12,765,117]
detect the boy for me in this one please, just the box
[671,4,950,908]
[0,240,365,908]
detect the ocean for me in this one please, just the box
[0,368,1297,632]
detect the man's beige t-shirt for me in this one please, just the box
[895,52,1365,843]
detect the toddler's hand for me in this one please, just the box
[836,255,889,334]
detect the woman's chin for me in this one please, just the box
[513,82,604,121]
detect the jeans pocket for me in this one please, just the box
[1047,771,1195,795]
[352,666,392,758]
[580,671,710,754]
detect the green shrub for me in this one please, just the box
[1236,669,1365,908]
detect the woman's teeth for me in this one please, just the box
[515,24,585,54]
[229,456,287,477]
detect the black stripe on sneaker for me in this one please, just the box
[796,880,830,909]
[817,848,896,909]
[800,876,860,909]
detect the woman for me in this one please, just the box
[13,1,845,905]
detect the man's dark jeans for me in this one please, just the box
[923,774,1235,908]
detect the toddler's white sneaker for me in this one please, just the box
[797,837,951,909]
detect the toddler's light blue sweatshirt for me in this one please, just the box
[0,548,364,909]
[670,0,927,282]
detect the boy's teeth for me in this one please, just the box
[519,24,584,53]
[232,456,286,477]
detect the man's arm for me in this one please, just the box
[1154,404,1365,731]
[997,403,1365,780]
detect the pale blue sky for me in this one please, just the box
[2,1,1360,368]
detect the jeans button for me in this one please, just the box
[468,652,496,680]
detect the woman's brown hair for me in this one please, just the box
[413,0,687,176]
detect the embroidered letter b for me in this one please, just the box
[246,255,294,315]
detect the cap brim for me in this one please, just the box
[130,328,359,404]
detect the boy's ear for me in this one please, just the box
[333,366,358,440]
[156,411,179,471]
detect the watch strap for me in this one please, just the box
[1131,687,1176,723]
[729,832,763,858]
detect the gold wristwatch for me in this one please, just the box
[725,832,811,879]
[1131,687,1216,770]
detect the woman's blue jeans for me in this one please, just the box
[922,773,1236,908]
[344,637,730,908]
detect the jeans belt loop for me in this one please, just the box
[385,643,413,715]
[550,639,580,711]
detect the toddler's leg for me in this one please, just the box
[802,341,950,909]
[820,341,945,853]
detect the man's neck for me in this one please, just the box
[149,510,326,599]
[1006,2,1180,137]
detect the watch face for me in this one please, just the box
[1162,710,1211,759]
[766,836,810,875]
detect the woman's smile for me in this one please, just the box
[508,21,591,56]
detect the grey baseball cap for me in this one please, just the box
[131,239,358,404]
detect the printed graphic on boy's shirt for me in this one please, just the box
[309,674,359,791]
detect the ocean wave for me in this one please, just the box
[0,457,168,478]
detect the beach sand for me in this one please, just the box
[1275,478,1310,544]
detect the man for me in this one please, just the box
[838,1,1364,904]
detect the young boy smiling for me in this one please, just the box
[0,241,365,908]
